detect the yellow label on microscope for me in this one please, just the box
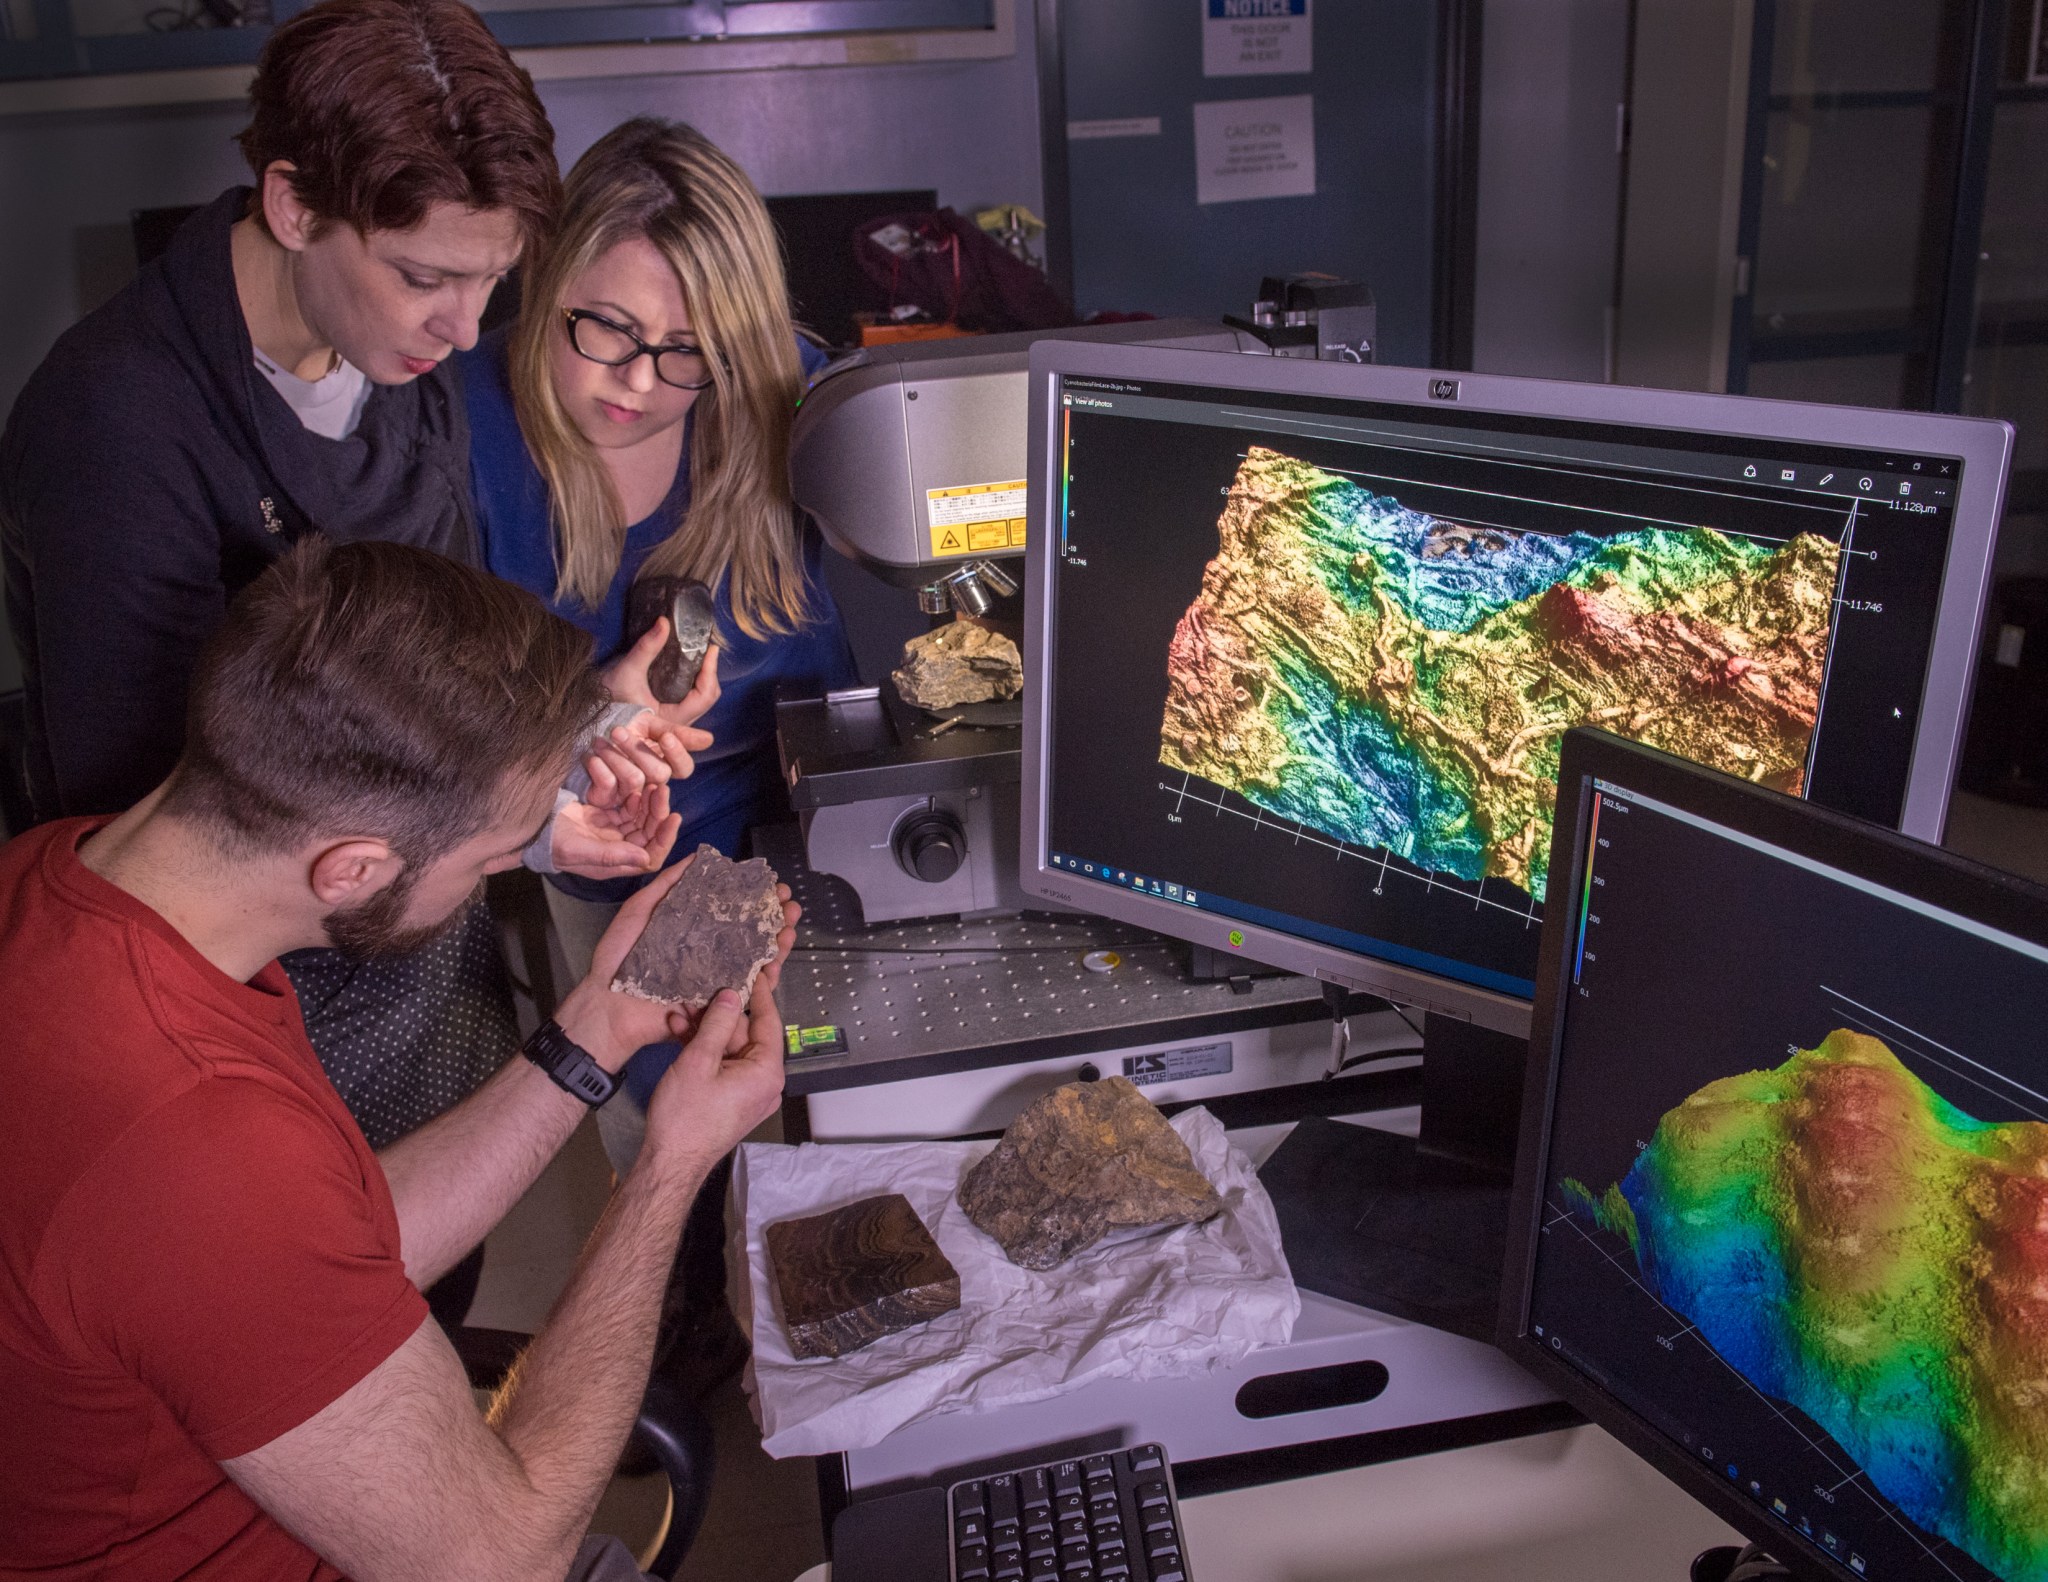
[926,480,1027,558]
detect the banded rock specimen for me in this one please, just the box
[893,622,1023,710]
[960,1077,1223,1271]
[767,1193,961,1359]
[612,845,782,1010]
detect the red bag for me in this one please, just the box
[852,208,1075,335]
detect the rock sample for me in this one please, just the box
[611,845,782,1010]
[625,576,720,704]
[767,1193,962,1359]
[893,622,1023,710]
[959,1078,1223,1270]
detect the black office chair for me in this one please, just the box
[0,689,34,839]
[449,1324,716,1578]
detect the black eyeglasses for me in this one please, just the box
[561,308,713,391]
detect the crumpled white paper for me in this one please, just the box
[734,1106,1299,1458]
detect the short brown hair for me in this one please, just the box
[161,539,605,863]
[238,0,559,247]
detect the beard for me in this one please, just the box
[322,869,484,961]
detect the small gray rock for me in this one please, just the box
[611,845,783,1010]
[624,576,720,704]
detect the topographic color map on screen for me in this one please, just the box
[1564,1031,2048,1582]
[1159,447,1843,899]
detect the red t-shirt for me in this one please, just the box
[0,820,430,1581]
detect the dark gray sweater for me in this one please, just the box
[1,187,477,820]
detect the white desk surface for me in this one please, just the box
[793,1422,1744,1582]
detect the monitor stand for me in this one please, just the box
[1256,1015,1526,1342]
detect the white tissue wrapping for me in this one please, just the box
[734,1106,1299,1459]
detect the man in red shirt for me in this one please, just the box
[0,538,793,1582]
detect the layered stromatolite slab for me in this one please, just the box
[960,1077,1223,1271]
[1566,1031,2048,1582]
[1160,446,1842,899]
[767,1192,962,1359]
[611,845,782,1009]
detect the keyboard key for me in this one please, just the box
[1151,1569,1185,1582]
[990,1477,1019,1527]
[956,1544,990,1580]
[956,1482,988,1518]
[1057,1492,1085,1518]
[1027,1555,1059,1581]
[1130,1447,1163,1472]
[1096,1561,1129,1581]
[1053,1462,1083,1497]
[994,1565,1023,1582]
[1021,1467,1051,1506]
[957,1516,988,1545]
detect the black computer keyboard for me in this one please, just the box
[947,1443,1191,1582]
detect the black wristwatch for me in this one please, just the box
[521,1020,616,1107]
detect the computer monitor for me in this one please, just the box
[1018,343,2013,1038]
[1502,727,2048,1582]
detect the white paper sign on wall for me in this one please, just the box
[1193,94,1316,205]
[1202,0,1311,77]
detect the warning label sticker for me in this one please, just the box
[927,480,1027,559]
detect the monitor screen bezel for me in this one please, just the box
[1499,726,2048,1582]
[1018,342,2013,1037]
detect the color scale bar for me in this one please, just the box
[1573,795,1601,984]
[1060,403,1072,554]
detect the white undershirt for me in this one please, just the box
[252,346,371,441]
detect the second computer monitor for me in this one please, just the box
[1019,344,2011,1032]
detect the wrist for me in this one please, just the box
[553,983,632,1074]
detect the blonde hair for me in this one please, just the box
[510,117,812,636]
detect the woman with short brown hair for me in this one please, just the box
[0,0,657,1154]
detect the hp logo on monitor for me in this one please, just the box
[1429,378,1461,401]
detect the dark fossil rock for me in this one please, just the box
[958,1077,1223,1271]
[611,845,782,1010]
[624,576,720,704]
[766,1193,962,1359]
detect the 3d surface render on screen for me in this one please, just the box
[1035,365,2001,1006]
[1525,759,2048,1582]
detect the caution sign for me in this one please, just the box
[927,480,1027,559]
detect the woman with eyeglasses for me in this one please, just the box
[465,116,855,892]
[461,119,855,1393]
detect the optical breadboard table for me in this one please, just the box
[755,824,1417,1140]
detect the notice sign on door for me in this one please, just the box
[1194,94,1315,205]
[1203,0,1310,77]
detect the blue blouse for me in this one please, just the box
[462,328,857,895]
